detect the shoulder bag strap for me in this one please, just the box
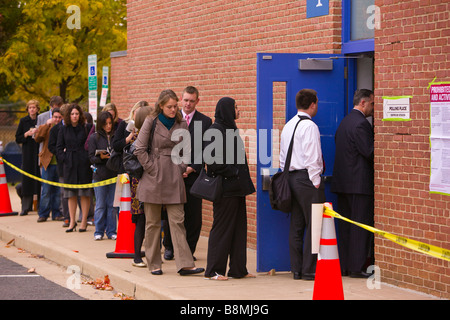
[283,115,311,172]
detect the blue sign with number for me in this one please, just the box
[307,0,329,18]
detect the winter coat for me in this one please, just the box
[56,123,93,186]
[15,115,41,196]
[35,122,55,170]
[48,122,63,177]
[111,119,130,174]
[88,130,117,182]
[134,115,190,204]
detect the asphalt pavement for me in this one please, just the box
[0,184,443,301]
[0,256,85,300]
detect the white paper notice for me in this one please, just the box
[429,84,450,195]
[383,96,411,121]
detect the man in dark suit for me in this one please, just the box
[331,89,375,278]
[163,86,212,260]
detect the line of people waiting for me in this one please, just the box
[13,87,256,280]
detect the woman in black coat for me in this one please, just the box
[204,97,256,280]
[15,99,41,216]
[56,103,93,232]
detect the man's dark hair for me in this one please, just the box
[353,89,374,106]
[296,89,318,110]
[49,96,64,107]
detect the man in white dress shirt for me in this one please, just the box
[280,88,325,280]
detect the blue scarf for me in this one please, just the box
[158,113,175,130]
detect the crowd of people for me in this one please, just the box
[13,86,375,280]
[13,86,256,279]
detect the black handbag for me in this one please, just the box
[106,149,121,172]
[269,116,309,213]
[190,167,223,202]
[123,117,157,179]
[123,142,143,179]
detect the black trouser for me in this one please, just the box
[205,196,248,278]
[133,213,146,263]
[183,183,203,254]
[336,193,374,273]
[288,170,325,275]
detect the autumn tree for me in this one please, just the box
[0,0,127,106]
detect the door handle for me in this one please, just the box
[261,168,280,191]
[262,168,271,191]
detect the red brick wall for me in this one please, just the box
[112,0,342,248]
[110,52,128,115]
[374,0,449,298]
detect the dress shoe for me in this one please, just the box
[349,271,372,278]
[151,269,163,275]
[178,267,205,276]
[293,272,302,280]
[19,211,28,216]
[37,216,47,223]
[302,273,315,280]
[164,248,174,260]
[53,216,64,221]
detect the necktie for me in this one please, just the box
[186,114,190,126]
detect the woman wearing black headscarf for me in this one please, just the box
[203,97,255,280]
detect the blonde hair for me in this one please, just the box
[124,100,149,123]
[102,103,119,123]
[26,99,40,113]
[59,103,70,116]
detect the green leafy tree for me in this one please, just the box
[0,0,126,106]
[0,0,24,99]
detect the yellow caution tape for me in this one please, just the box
[324,207,450,262]
[1,157,117,189]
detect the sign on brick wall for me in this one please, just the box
[429,83,450,196]
[382,96,412,121]
[307,0,329,18]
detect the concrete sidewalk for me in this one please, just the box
[0,184,441,300]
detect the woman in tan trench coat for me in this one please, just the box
[134,89,204,276]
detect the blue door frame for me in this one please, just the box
[256,53,347,272]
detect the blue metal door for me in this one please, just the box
[256,53,347,272]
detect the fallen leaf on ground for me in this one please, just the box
[114,292,135,300]
[84,275,114,291]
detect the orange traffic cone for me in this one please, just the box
[0,157,18,217]
[106,174,143,258]
[312,210,344,300]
